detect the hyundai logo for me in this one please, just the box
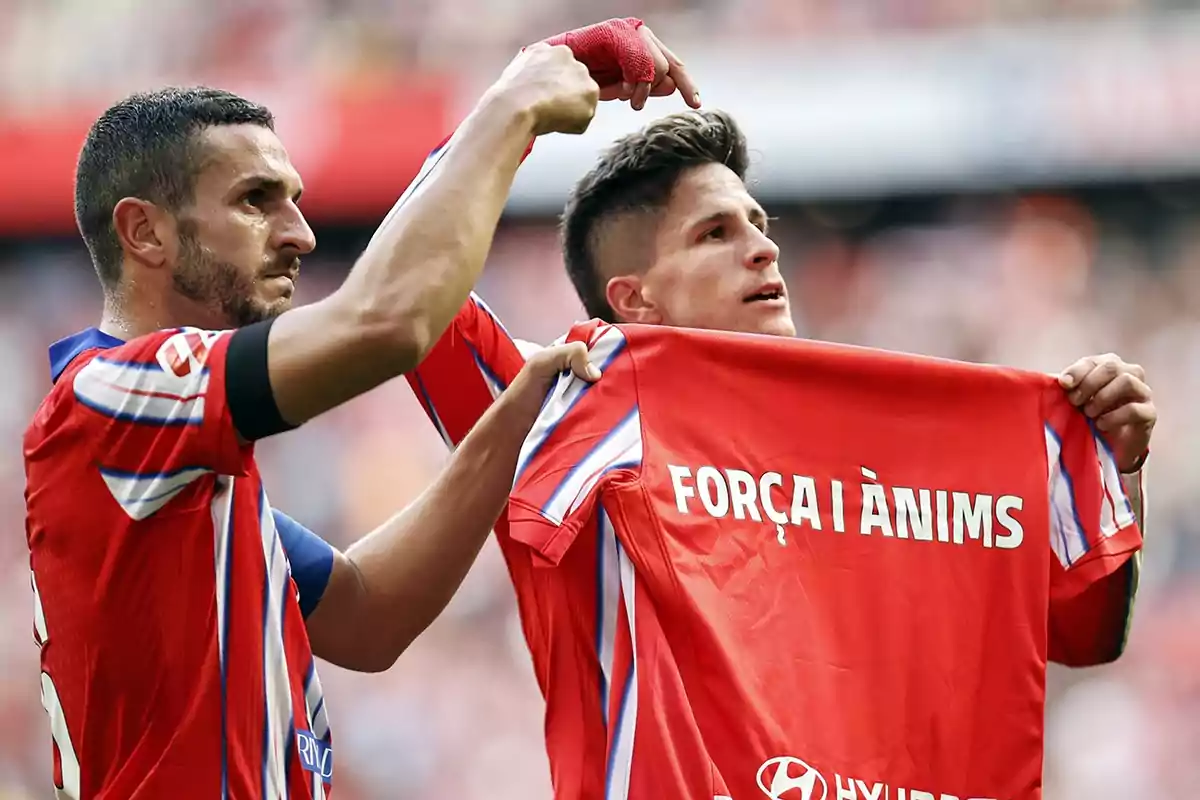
[756,756,828,800]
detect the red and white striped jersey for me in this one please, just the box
[25,326,334,799]
[508,322,1142,800]
[410,310,723,800]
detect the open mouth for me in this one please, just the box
[743,287,785,303]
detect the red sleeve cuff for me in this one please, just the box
[507,497,582,567]
[1055,522,1142,601]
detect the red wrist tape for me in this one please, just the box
[543,17,653,86]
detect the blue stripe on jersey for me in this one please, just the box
[466,340,508,392]
[73,390,203,426]
[515,338,628,482]
[409,369,454,447]
[605,648,637,797]
[272,511,335,618]
[99,468,208,508]
[1046,424,1091,557]
[304,659,331,742]
[1085,419,1136,517]
[97,464,210,480]
[312,698,325,730]
[90,356,176,373]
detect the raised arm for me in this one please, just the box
[263,44,598,427]
[401,18,701,448]
[407,294,531,449]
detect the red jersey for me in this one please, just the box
[409,300,1142,800]
[506,322,1142,800]
[25,327,335,799]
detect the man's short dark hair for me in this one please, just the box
[560,109,750,322]
[75,86,275,290]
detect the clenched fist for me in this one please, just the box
[491,43,600,137]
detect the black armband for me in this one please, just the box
[226,318,297,441]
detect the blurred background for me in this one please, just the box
[2,0,1199,797]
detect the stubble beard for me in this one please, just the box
[173,226,290,328]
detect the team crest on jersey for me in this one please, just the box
[156,329,223,377]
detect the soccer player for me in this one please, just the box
[413,108,1154,659]
[22,26,697,798]
[405,109,1157,793]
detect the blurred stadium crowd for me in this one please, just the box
[0,0,1194,107]
[2,1,1199,799]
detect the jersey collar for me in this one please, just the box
[48,328,126,384]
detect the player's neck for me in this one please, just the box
[99,288,227,342]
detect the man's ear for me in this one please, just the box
[606,274,663,324]
[112,198,174,269]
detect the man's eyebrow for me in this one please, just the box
[233,175,303,200]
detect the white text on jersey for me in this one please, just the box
[667,465,1024,550]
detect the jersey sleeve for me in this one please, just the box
[508,323,642,566]
[1041,388,1143,597]
[69,328,250,519]
[395,131,534,447]
[272,510,336,618]
[406,293,529,447]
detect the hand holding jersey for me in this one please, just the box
[1058,352,1155,472]
[507,323,1143,800]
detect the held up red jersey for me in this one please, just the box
[25,327,335,799]
[408,295,1142,800]
[507,323,1143,800]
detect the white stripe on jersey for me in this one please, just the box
[303,662,331,800]
[515,326,628,480]
[475,361,505,400]
[466,294,512,399]
[1093,430,1136,536]
[513,338,544,360]
[1044,425,1088,568]
[100,466,211,520]
[569,437,642,519]
[605,534,638,800]
[372,143,450,238]
[74,356,208,425]
[596,509,621,728]
[537,409,642,526]
[470,292,512,338]
[259,497,295,800]
[413,374,455,450]
[304,663,331,741]
[210,477,236,800]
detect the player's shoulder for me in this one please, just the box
[31,326,229,432]
[47,326,228,380]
